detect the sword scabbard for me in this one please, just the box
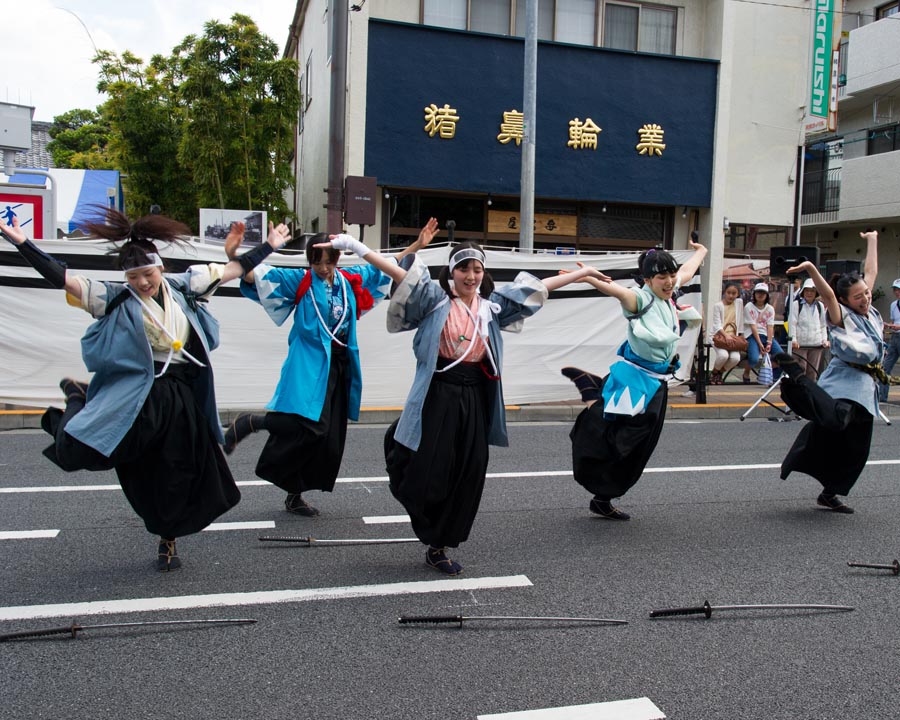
[650,601,713,619]
[398,615,464,627]
[0,624,81,642]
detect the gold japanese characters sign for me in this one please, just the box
[487,210,577,236]
[423,103,665,156]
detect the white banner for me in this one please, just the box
[0,240,701,410]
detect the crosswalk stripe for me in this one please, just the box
[0,574,533,621]
[0,530,60,540]
[203,521,276,531]
[477,697,666,719]
[362,515,411,524]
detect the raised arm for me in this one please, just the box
[861,229,878,291]
[559,262,639,313]
[0,217,84,300]
[786,260,840,326]
[395,217,439,262]
[676,234,708,287]
[222,221,291,285]
[317,234,408,285]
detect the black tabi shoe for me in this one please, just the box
[425,547,463,576]
[156,539,182,572]
[774,353,804,382]
[223,413,264,455]
[59,377,89,402]
[589,497,631,520]
[284,493,320,517]
[561,366,603,402]
[817,493,854,514]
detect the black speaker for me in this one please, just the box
[825,259,861,278]
[768,246,820,277]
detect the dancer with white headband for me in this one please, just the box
[561,238,706,521]
[222,219,438,516]
[317,234,600,575]
[0,207,290,571]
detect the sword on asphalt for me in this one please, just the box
[398,614,627,627]
[649,600,854,619]
[848,559,900,575]
[0,618,257,642]
[259,535,420,546]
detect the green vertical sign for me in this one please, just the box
[810,0,833,119]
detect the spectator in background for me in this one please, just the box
[744,282,784,383]
[878,278,900,402]
[709,283,745,384]
[789,278,829,380]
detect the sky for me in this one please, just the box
[1,0,299,122]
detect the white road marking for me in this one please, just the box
[0,530,60,540]
[362,515,411,524]
[477,697,666,719]
[0,575,533,621]
[203,521,276,531]
[3,459,900,494]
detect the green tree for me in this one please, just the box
[92,14,300,229]
[47,109,114,170]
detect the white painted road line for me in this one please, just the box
[363,515,411,524]
[3,458,900,494]
[203,521,276,531]
[0,530,60,540]
[0,574,533,621]
[478,697,666,719]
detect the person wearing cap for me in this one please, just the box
[0,207,291,570]
[877,278,900,402]
[220,219,437,517]
[788,277,829,380]
[316,234,600,575]
[744,281,784,382]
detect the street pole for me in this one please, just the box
[519,0,537,252]
[326,0,349,233]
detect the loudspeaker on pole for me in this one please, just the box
[768,246,820,277]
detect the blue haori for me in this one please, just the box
[602,342,677,418]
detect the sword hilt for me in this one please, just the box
[649,601,713,619]
[398,615,464,627]
[259,535,312,544]
[0,624,82,642]
[848,560,900,575]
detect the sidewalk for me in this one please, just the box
[5,381,896,430]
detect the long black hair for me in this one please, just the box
[637,247,678,280]
[830,271,864,306]
[80,205,191,271]
[438,241,494,298]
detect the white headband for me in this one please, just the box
[123,253,163,272]
[449,248,486,273]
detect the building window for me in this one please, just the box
[802,138,843,215]
[603,2,676,55]
[472,0,512,34]
[514,0,555,39]
[424,0,513,34]
[867,124,900,156]
[424,0,467,29]
[555,0,596,45]
[876,1,899,19]
[304,54,312,111]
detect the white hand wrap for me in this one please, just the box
[330,234,370,257]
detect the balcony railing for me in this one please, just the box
[801,166,841,215]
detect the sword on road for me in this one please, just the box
[398,614,627,627]
[848,559,900,575]
[259,535,420,546]
[649,600,854,619]
[0,618,257,642]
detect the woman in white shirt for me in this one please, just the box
[709,283,745,383]
[789,278,829,380]
[744,282,784,380]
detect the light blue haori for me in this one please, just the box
[819,304,884,417]
[240,262,391,422]
[602,283,701,418]
[67,268,225,457]
[385,254,548,452]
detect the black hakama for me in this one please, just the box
[384,360,492,549]
[254,344,350,493]
[570,378,668,500]
[779,375,873,495]
[43,362,240,538]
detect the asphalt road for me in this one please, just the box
[1,418,898,720]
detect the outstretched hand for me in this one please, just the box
[224,221,245,261]
[0,217,27,245]
[415,217,439,249]
[786,260,814,275]
[266,221,291,250]
[558,261,613,283]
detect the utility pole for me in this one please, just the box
[519,0,538,252]
[326,0,349,233]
